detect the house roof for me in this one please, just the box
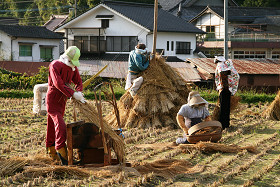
[253,15,280,27]
[187,58,280,75]
[158,0,183,11]
[44,15,68,31]
[189,6,280,23]
[79,56,200,82]
[160,0,238,11]
[56,0,204,34]
[102,1,204,34]
[0,25,64,39]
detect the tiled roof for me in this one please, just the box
[103,1,205,34]
[170,6,205,21]
[190,6,280,23]
[253,15,280,27]
[79,57,201,82]
[187,58,280,75]
[44,15,68,31]
[0,25,64,39]
[158,0,183,11]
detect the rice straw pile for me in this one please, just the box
[133,159,194,179]
[0,154,90,178]
[0,157,27,176]
[212,95,240,120]
[73,100,126,164]
[263,90,280,120]
[179,142,257,153]
[105,55,190,129]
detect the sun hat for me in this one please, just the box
[214,56,226,63]
[188,91,208,106]
[64,46,80,67]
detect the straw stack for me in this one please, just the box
[263,90,280,120]
[105,55,190,129]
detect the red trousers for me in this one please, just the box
[46,89,67,150]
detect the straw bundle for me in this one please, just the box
[212,95,240,120]
[72,100,126,164]
[263,90,280,120]
[133,159,193,179]
[105,55,190,129]
[0,157,27,176]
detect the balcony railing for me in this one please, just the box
[198,32,280,42]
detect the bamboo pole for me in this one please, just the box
[152,0,158,55]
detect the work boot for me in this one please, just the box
[57,146,68,165]
[46,146,60,161]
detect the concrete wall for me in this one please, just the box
[12,38,60,62]
[0,30,12,60]
[147,32,198,60]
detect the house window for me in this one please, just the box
[106,36,138,52]
[171,41,174,51]
[19,45,32,56]
[176,42,191,54]
[40,47,53,61]
[206,26,215,32]
[234,51,266,59]
[167,41,169,51]
[74,36,89,52]
[272,51,280,58]
[101,19,109,28]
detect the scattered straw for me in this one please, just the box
[133,159,195,179]
[23,166,90,179]
[179,142,257,153]
[0,157,27,176]
[135,142,257,154]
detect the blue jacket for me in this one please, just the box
[128,50,149,75]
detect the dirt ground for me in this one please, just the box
[0,98,280,186]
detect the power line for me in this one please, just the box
[0,1,34,4]
[0,5,72,13]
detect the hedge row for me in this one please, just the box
[0,88,276,104]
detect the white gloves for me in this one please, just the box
[73,91,86,103]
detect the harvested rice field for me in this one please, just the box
[1,98,280,187]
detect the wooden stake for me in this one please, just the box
[152,0,158,55]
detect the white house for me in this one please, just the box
[55,0,205,61]
[0,25,64,62]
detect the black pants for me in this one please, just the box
[219,89,231,129]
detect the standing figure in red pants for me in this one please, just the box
[46,46,86,165]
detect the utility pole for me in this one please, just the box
[74,0,77,17]
[224,0,228,59]
[152,0,158,56]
